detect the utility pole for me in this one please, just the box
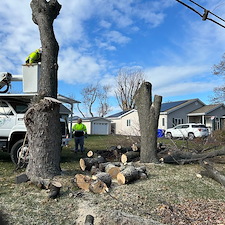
[176,0,225,29]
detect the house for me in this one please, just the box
[71,117,111,135]
[107,99,225,136]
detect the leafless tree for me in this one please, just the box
[24,0,62,183]
[115,68,144,111]
[97,85,111,117]
[211,54,225,103]
[79,84,111,117]
[81,84,98,117]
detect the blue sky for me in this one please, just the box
[1,0,225,116]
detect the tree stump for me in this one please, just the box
[121,151,140,164]
[117,166,139,185]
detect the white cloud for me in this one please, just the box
[58,47,105,84]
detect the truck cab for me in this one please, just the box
[0,94,73,164]
[0,67,80,165]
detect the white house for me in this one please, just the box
[107,99,225,136]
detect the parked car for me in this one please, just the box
[165,123,209,139]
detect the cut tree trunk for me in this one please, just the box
[92,172,112,188]
[161,148,225,164]
[25,98,62,182]
[25,0,62,183]
[200,160,225,187]
[117,166,140,185]
[80,156,106,171]
[121,151,140,164]
[135,82,162,163]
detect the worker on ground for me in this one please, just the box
[72,118,87,153]
[25,47,42,64]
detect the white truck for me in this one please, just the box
[0,69,78,165]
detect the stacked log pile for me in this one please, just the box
[74,147,148,193]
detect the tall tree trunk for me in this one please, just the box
[135,82,162,163]
[25,0,62,182]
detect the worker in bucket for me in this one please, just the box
[25,47,42,64]
[72,118,87,153]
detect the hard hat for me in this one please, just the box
[39,47,42,53]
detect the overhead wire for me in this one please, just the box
[176,0,225,29]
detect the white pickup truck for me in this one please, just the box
[0,94,71,164]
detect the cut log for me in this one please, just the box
[89,179,109,194]
[90,166,100,175]
[105,163,121,179]
[15,173,29,184]
[121,151,140,164]
[200,160,225,187]
[98,162,122,172]
[161,148,225,164]
[74,174,92,191]
[139,172,148,180]
[117,166,140,185]
[92,172,112,187]
[87,150,94,158]
[80,156,106,171]
[131,143,141,151]
[135,166,147,174]
[85,214,94,225]
[48,181,62,199]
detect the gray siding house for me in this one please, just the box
[108,99,225,135]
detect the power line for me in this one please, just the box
[176,0,225,29]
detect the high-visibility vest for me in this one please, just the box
[25,49,41,63]
[72,123,87,132]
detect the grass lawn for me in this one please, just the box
[1,135,225,224]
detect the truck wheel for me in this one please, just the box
[10,139,29,165]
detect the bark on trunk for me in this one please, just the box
[135,82,162,163]
[31,0,61,97]
[25,98,61,180]
[25,0,62,182]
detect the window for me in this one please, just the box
[162,118,165,126]
[173,118,183,126]
[0,101,13,115]
[127,119,131,126]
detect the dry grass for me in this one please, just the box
[1,135,225,224]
